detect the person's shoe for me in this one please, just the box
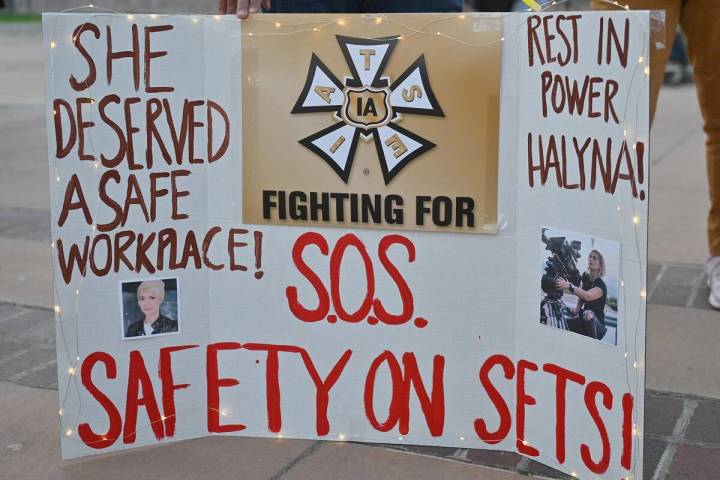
[705,257,720,309]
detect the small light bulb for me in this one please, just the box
[68,367,75,375]
[459,14,466,19]
[338,433,347,441]
[75,289,80,295]
[88,3,94,7]
[313,27,318,31]
[213,15,221,20]
[624,352,629,358]
[638,56,645,64]
[94,162,99,168]
[65,428,73,436]
[460,436,465,441]
[50,41,57,49]
[161,415,166,421]
[374,17,382,24]
[500,36,505,42]
[127,14,134,21]
[150,14,157,19]
[644,66,650,76]
[248,32,253,36]
[192,18,199,24]
[633,361,638,368]
[51,241,56,248]
[633,215,640,224]
[275,22,281,27]
[59,409,64,416]
[76,356,80,361]
[621,280,625,286]
[221,410,227,416]
[571,473,577,478]
[397,35,403,40]
[54,305,61,314]
[337,19,346,26]
[56,176,60,182]
[398,436,403,441]
[436,31,441,35]
[640,289,646,298]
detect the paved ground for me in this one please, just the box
[2,20,720,480]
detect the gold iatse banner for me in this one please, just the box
[242,14,501,233]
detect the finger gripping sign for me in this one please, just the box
[44,11,649,480]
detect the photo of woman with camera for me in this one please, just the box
[555,250,608,341]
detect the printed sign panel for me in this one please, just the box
[44,12,649,480]
[241,15,501,234]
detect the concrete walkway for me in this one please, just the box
[1,21,719,480]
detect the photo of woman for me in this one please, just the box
[539,227,620,346]
[121,279,179,339]
[555,250,608,341]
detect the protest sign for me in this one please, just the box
[44,11,649,480]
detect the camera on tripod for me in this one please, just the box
[541,229,582,300]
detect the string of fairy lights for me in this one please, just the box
[46,1,652,478]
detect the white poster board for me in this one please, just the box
[44,11,649,480]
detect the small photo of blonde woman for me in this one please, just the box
[121,279,179,340]
[540,227,620,346]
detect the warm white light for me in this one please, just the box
[374,17,382,24]
[150,14,157,19]
[220,410,227,416]
[192,18,199,24]
[460,436,465,441]
[633,215,640,224]
[337,18,346,26]
[436,31,441,35]
[640,289,646,298]
[397,35,403,40]
[338,433,347,441]
[127,14,134,21]
[638,56,645,64]
[94,162,99,168]
[51,241,56,248]
[213,15,221,20]
[275,22,281,27]
[459,14,466,19]
[633,361,638,368]
[54,305,61,314]
[644,66,650,76]
[398,436,403,441]
[624,352,629,358]
[56,175,60,182]
[500,36,505,42]
[313,27,318,31]
[50,41,57,49]
[68,367,76,375]
[571,473,577,478]
[277,433,284,438]
[248,32,254,36]
[59,409,64,416]
[621,280,625,286]
[88,3,94,7]
[65,428,73,436]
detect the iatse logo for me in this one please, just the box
[292,36,444,184]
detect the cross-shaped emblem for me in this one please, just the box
[292,35,444,184]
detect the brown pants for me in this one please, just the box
[593,0,720,255]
